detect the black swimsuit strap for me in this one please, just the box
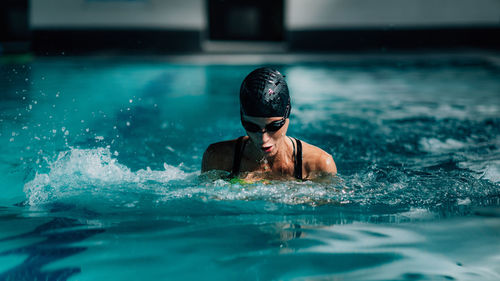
[288,136,296,159]
[231,136,246,177]
[294,138,303,180]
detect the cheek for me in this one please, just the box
[271,132,281,141]
[275,124,289,139]
[269,130,285,143]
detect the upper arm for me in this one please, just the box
[304,146,337,180]
[201,144,217,172]
[317,153,337,175]
[304,153,337,181]
[201,141,234,173]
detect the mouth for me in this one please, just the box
[261,145,273,153]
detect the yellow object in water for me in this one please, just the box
[229,178,270,185]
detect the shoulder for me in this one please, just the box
[202,137,245,172]
[299,139,337,177]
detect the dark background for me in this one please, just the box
[1,0,499,55]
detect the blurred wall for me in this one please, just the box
[28,0,500,53]
[286,0,500,29]
[31,0,499,30]
[285,0,500,50]
[30,0,205,54]
[31,0,205,29]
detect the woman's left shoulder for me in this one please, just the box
[300,140,337,175]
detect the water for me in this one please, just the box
[1,54,499,280]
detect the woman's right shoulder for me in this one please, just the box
[205,137,243,154]
[202,137,245,172]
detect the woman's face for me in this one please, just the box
[241,114,289,157]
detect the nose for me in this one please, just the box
[258,131,270,143]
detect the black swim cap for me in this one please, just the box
[240,67,291,118]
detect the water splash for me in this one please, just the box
[23,147,188,206]
[22,145,499,214]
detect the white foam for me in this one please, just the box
[419,138,466,154]
[459,160,500,183]
[482,162,500,183]
[23,147,187,206]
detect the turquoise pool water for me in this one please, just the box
[0,54,499,280]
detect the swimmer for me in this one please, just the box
[202,67,337,181]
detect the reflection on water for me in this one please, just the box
[0,215,103,281]
[0,203,499,280]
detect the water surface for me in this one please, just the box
[0,54,499,280]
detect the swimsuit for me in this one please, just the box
[230,136,303,180]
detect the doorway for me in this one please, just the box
[208,0,284,42]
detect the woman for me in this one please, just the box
[202,67,336,181]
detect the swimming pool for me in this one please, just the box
[0,53,499,280]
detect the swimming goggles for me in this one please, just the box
[241,118,286,133]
